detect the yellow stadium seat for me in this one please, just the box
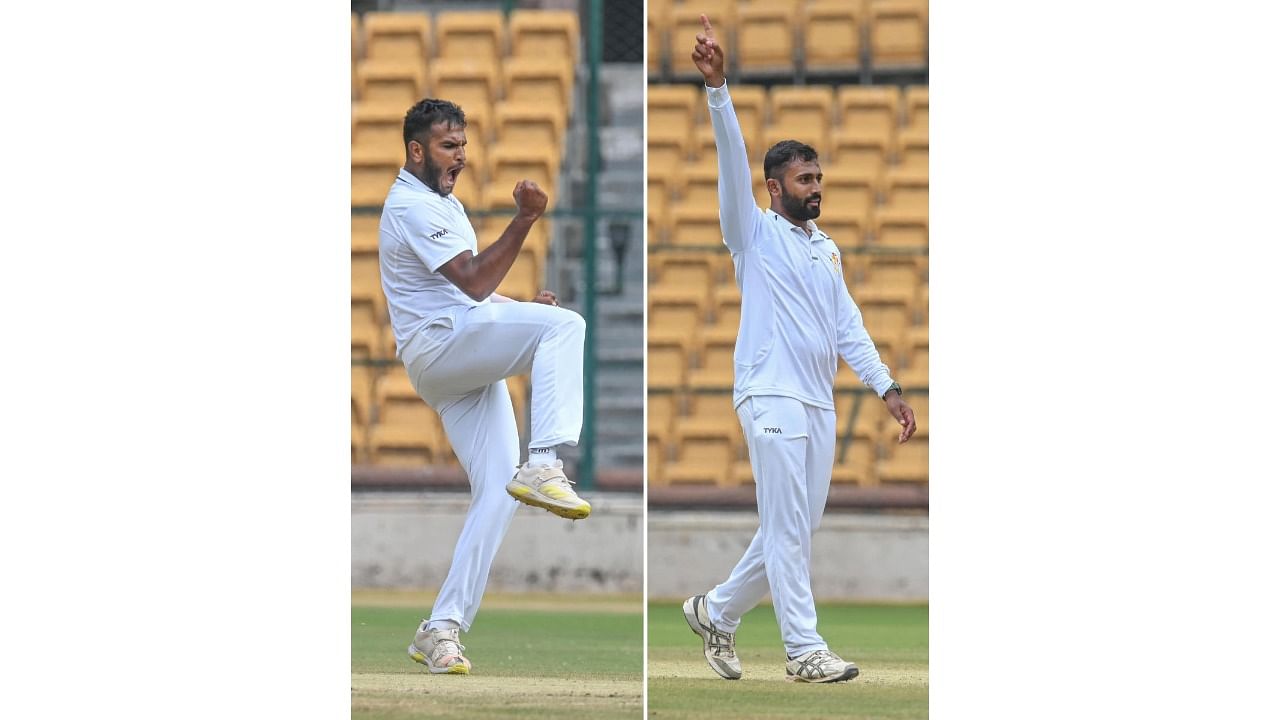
[861,254,923,304]
[648,338,689,390]
[648,11,663,77]
[770,86,835,138]
[838,86,901,139]
[676,164,721,208]
[356,60,426,105]
[817,205,867,250]
[352,13,361,64]
[494,101,566,155]
[763,126,830,161]
[648,125,693,177]
[737,6,795,75]
[898,330,928,389]
[896,125,928,172]
[649,294,705,352]
[348,366,373,461]
[877,428,928,483]
[352,213,380,254]
[649,431,669,486]
[883,167,928,213]
[481,145,559,209]
[649,175,671,234]
[352,280,386,333]
[351,149,400,206]
[494,247,542,301]
[668,2,736,80]
[509,9,579,65]
[821,166,879,228]
[869,0,928,69]
[705,285,741,342]
[689,336,736,390]
[904,85,928,131]
[435,11,505,64]
[654,252,718,292]
[669,205,723,247]
[649,391,679,447]
[831,127,891,175]
[351,317,380,363]
[371,371,451,466]
[429,57,499,113]
[667,418,740,486]
[352,103,407,170]
[503,59,574,115]
[858,295,911,349]
[803,1,861,72]
[648,85,699,141]
[363,12,430,66]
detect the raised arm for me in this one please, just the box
[692,14,760,253]
[436,180,547,301]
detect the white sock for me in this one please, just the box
[426,619,460,632]
[527,446,557,466]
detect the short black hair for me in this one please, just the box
[763,140,819,182]
[403,98,466,146]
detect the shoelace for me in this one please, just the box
[794,650,840,677]
[707,623,736,658]
[430,633,465,662]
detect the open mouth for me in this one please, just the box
[445,165,464,184]
[806,197,821,208]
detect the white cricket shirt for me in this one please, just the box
[707,83,896,411]
[379,168,486,358]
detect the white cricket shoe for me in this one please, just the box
[407,622,472,675]
[506,460,591,520]
[785,648,859,683]
[682,594,741,680]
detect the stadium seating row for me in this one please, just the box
[649,0,928,76]
[649,84,927,157]
[353,10,580,68]
[352,365,530,467]
[649,389,929,487]
[353,143,562,208]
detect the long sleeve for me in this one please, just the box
[706,82,761,253]
[836,288,896,397]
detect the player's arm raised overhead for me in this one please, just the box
[435,180,548,301]
[693,14,760,253]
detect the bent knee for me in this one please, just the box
[556,307,586,335]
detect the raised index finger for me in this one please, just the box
[700,13,714,38]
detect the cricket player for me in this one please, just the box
[681,17,918,683]
[379,98,591,675]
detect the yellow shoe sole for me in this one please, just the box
[506,484,591,520]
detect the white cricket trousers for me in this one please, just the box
[705,395,835,657]
[400,300,586,631]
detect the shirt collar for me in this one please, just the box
[397,167,430,193]
[765,209,824,242]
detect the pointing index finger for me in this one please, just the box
[700,13,714,37]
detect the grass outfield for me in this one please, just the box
[353,590,643,719]
[648,602,928,720]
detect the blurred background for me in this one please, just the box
[646,0,929,602]
[350,0,644,596]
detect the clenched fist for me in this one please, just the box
[513,180,548,220]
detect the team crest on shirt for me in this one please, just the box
[830,252,840,268]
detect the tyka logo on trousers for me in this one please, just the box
[763,427,782,434]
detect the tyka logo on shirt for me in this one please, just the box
[427,229,448,241]
[763,427,782,434]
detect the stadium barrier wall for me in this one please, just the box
[648,511,928,602]
[352,491,643,593]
